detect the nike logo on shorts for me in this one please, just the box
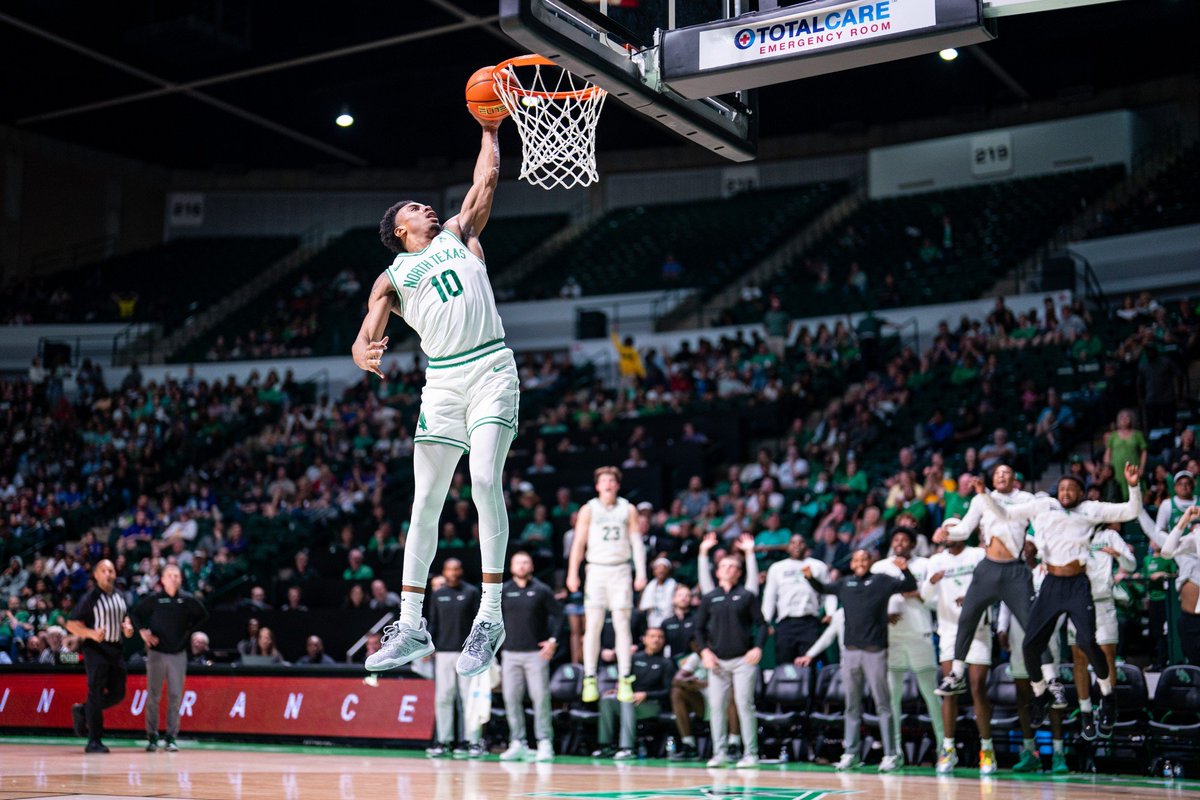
[492,365,505,372]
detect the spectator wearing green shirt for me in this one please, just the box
[343,548,375,581]
[762,296,791,359]
[1142,542,1177,671]
[1070,328,1103,364]
[437,522,468,551]
[943,473,974,522]
[550,488,580,531]
[1104,409,1148,500]
[754,512,793,569]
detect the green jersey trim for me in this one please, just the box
[413,434,470,453]
[426,339,506,369]
[467,414,518,436]
[383,269,404,314]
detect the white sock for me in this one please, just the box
[400,592,424,629]
[951,660,966,678]
[1030,680,1046,696]
[981,738,993,751]
[730,735,741,745]
[943,737,955,750]
[1023,738,1036,752]
[1097,676,1114,695]
[478,582,502,622]
[1079,698,1093,713]
[1052,739,1064,754]
[1041,663,1058,683]
[682,736,696,747]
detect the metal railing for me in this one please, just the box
[345,613,396,664]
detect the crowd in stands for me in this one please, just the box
[2,286,1194,678]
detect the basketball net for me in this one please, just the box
[493,56,607,191]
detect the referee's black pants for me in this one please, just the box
[83,642,126,743]
[1022,573,1109,682]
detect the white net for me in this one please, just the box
[493,58,607,191]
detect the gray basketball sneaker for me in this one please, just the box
[456,619,506,677]
[366,618,435,672]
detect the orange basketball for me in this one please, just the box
[465,66,510,123]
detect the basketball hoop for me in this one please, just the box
[492,55,607,191]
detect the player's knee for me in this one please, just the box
[472,472,498,497]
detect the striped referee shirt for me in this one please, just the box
[71,587,127,644]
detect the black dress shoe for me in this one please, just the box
[85,742,110,754]
[72,704,88,738]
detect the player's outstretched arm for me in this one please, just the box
[446,123,501,255]
[1087,468,1143,523]
[352,272,397,379]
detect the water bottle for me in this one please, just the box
[1174,762,1184,779]
[1162,759,1174,778]
[665,736,676,759]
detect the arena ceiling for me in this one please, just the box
[1,0,1196,171]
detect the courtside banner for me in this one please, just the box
[0,673,434,740]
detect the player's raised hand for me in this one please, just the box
[735,534,756,555]
[1124,463,1141,487]
[700,532,717,555]
[971,475,988,495]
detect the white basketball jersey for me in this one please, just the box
[925,546,985,627]
[386,229,506,360]
[871,555,933,636]
[586,496,633,566]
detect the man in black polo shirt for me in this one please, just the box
[593,627,675,760]
[66,559,133,754]
[696,555,767,769]
[499,551,562,762]
[661,584,697,661]
[803,549,915,773]
[132,563,207,752]
[426,558,483,758]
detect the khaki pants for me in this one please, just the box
[502,651,552,744]
[706,656,758,758]
[435,651,480,744]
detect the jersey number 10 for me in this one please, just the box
[431,269,464,303]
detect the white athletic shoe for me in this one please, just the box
[706,753,730,768]
[456,619,506,677]
[878,755,902,773]
[535,739,555,762]
[500,741,530,761]
[835,752,860,771]
[735,755,759,769]
[936,745,958,774]
[366,618,434,672]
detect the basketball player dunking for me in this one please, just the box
[355,112,518,679]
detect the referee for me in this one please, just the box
[66,559,133,754]
[131,563,208,752]
[426,558,482,757]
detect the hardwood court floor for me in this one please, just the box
[0,739,1194,800]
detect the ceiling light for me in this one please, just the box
[336,113,354,128]
[939,48,959,61]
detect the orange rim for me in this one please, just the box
[492,54,605,101]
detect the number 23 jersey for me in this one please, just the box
[587,497,634,566]
[386,228,506,361]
